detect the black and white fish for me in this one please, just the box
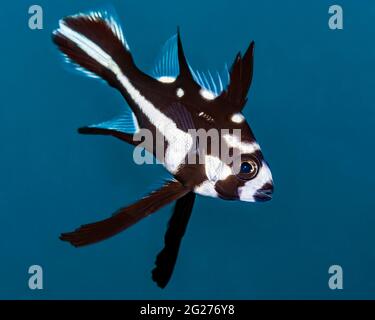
[52,10,274,288]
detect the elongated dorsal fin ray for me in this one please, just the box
[177,28,194,80]
[219,41,255,111]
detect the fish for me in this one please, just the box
[52,9,274,288]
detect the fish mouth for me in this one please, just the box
[254,191,272,202]
[253,183,273,202]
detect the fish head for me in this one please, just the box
[213,154,274,202]
[197,120,274,202]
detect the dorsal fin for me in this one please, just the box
[177,28,194,80]
[219,41,255,111]
[152,35,179,82]
[152,33,230,96]
[189,67,229,97]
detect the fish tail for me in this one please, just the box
[52,11,135,91]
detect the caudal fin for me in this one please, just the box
[52,11,135,91]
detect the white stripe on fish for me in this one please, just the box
[57,21,193,173]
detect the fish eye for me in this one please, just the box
[234,156,259,180]
[240,161,255,174]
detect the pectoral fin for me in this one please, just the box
[60,180,190,247]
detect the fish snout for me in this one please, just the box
[254,182,274,202]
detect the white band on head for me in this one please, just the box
[223,134,260,154]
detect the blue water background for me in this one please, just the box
[0,0,374,299]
